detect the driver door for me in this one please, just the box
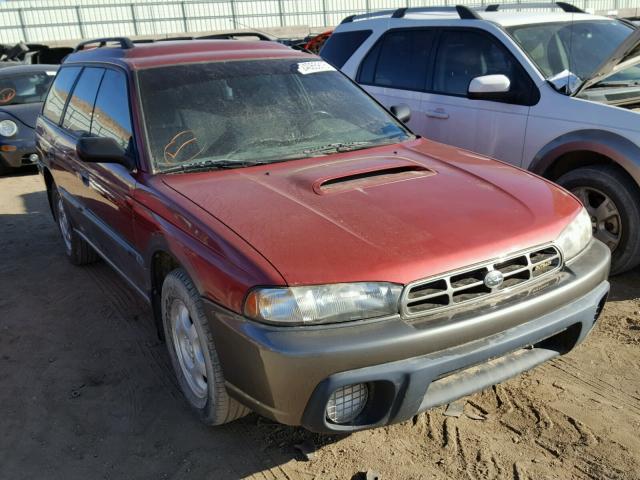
[421,29,533,165]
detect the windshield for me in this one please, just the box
[137,59,411,173]
[507,20,636,85]
[0,70,56,106]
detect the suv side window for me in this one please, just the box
[433,29,537,104]
[91,69,133,153]
[62,67,105,135]
[320,30,372,69]
[358,29,436,91]
[42,67,81,125]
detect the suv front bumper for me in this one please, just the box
[203,240,610,433]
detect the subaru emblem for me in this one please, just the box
[484,270,504,289]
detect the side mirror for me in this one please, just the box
[76,136,133,169]
[468,74,511,101]
[390,104,411,123]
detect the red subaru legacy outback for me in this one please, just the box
[36,37,610,433]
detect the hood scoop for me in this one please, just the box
[314,165,436,194]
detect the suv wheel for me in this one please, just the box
[161,268,250,425]
[557,165,640,275]
[51,186,99,265]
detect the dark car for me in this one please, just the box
[36,38,609,433]
[0,64,58,175]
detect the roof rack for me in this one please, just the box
[74,37,134,52]
[485,2,585,13]
[198,32,273,41]
[340,5,481,24]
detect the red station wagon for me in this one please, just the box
[36,37,610,432]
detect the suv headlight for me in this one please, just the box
[555,207,592,261]
[244,282,402,325]
[0,119,17,137]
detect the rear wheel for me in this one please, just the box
[51,186,99,265]
[557,165,640,275]
[161,268,250,425]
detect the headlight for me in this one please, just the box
[0,119,17,137]
[555,207,592,261]
[244,282,402,325]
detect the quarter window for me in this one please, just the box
[91,69,133,152]
[320,30,372,69]
[62,67,104,135]
[358,29,436,91]
[42,67,81,125]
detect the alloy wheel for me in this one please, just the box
[572,186,622,251]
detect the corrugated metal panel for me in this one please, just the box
[0,0,631,44]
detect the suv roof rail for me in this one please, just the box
[340,4,480,24]
[485,2,585,13]
[74,37,134,53]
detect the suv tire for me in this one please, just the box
[557,165,640,275]
[52,186,99,265]
[161,268,250,425]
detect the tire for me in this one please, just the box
[161,268,250,425]
[557,165,640,275]
[51,186,99,265]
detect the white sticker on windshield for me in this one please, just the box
[297,61,336,75]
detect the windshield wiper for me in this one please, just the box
[160,159,269,174]
[302,140,387,155]
[592,80,640,89]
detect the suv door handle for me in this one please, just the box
[426,108,449,120]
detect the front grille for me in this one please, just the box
[401,245,562,318]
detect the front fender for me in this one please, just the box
[530,129,640,187]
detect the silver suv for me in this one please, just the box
[322,2,640,274]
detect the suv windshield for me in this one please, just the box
[0,70,56,106]
[507,20,638,86]
[138,59,411,173]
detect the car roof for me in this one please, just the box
[0,64,59,75]
[63,39,312,70]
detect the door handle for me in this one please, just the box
[426,108,449,120]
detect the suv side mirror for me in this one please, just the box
[468,74,511,101]
[390,104,411,123]
[76,136,133,169]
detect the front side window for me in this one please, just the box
[432,29,534,104]
[42,67,81,124]
[358,29,436,90]
[320,30,372,69]
[0,70,57,107]
[91,69,134,152]
[507,20,634,81]
[62,67,104,135]
[138,59,411,173]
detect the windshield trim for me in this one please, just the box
[136,58,414,175]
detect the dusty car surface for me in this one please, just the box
[0,64,57,174]
[36,37,610,433]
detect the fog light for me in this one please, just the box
[29,153,39,163]
[326,383,368,424]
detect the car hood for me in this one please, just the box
[0,102,41,129]
[161,139,581,286]
[575,27,640,96]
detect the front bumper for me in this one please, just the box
[203,240,610,432]
[0,136,37,169]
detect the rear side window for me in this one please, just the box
[62,67,105,135]
[358,29,436,91]
[42,67,81,125]
[320,30,372,68]
[91,69,133,152]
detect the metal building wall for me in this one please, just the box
[0,0,637,44]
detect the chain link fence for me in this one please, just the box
[0,0,638,44]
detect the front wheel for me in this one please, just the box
[161,268,250,425]
[557,165,640,275]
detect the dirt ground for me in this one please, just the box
[1,171,639,480]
